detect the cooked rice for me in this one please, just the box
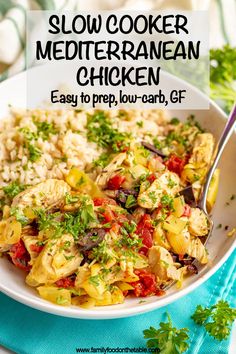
[0,108,168,196]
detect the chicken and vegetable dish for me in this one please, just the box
[0,109,219,308]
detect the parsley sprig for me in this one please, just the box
[143,313,189,354]
[191,300,236,341]
[210,45,236,113]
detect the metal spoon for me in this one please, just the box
[164,103,236,291]
[199,103,236,245]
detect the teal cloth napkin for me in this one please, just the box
[0,249,235,354]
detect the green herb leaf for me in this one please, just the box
[10,207,29,225]
[143,313,189,353]
[170,117,180,125]
[210,45,236,113]
[65,193,79,204]
[86,111,130,152]
[125,195,137,209]
[28,143,42,162]
[93,152,111,168]
[34,120,58,140]
[3,181,26,199]
[191,300,236,341]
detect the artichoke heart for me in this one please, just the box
[26,234,82,286]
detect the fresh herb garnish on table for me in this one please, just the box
[210,45,236,113]
[143,313,189,353]
[191,300,236,341]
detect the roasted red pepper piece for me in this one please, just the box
[136,214,153,250]
[10,240,31,272]
[102,207,115,223]
[56,277,75,288]
[107,174,126,190]
[131,269,162,297]
[165,154,187,176]
[93,197,116,206]
[30,244,44,253]
[147,173,156,183]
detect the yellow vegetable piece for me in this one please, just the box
[172,196,185,218]
[115,281,134,291]
[37,286,71,306]
[0,218,22,244]
[163,215,187,235]
[2,206,10,219]
[95,291,112,306]
[23,207,36,220]
[52,252,67,269]
[72,296,96,308]
[90,263,101,276]
[110,287,124,305]
[75,265,90,288]
[133,254,149,269]
[166,229,191,255]
[66,168,102,197]
[129,164,149,180]
[81,278,106,300]
[133,146,148,166]
[94,287,124,306]
[153,225,171,250]
[206,169,220,212]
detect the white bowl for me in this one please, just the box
[0,71,235,319]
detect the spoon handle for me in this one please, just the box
[199,103,236,212]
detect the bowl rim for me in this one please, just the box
[0,70,235,319]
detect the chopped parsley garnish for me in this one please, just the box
[170,117,180,125]
[3,181,26,199]
[160,195,174,211]
[56,296,69,305]
[10,207,29,225]
[86,111,130,152]
[148,191,158,204]
[89,275,100,287]
[19,120,57,162]
[34,209,62,236]
[91,240,113,264]
[65,193,79,204]
[125,195,137,209]
[136,120,144,128]
[93,152,111,168]
[167,178,177,188]
[63,196,96,239]
[33,120,58,140]
[60,240,71,251]
[19,127,37,141]
[34,195,96,240]
[118,233,142,250]
[123,221,137,234]
[28,143,42,162]
[165,131,188,147]
[64,255,75,261]
[185,115,204,133]
[153,137,164,151]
